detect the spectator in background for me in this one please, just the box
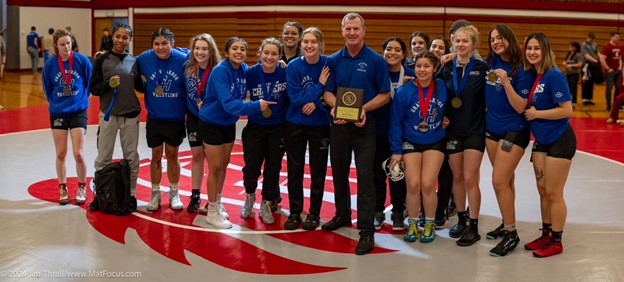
[562,41,584,108]
[0,33,6,80]
[26,26,40,73]
[580,32,601,106]
[100,28,113,51]
[65,26,79,52]
[42,28,55,64]
[599,32,622,111]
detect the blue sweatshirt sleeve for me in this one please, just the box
[389,90,407,155]
[213,67,260,116]
[42,59,55,103]
[286,63,325,107]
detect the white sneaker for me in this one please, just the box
[75,184,86,204]
[169,188,183,210]
[219,201,229,219]
[206,208,232,229]
[59,184,69,205]
[240,193,255,218]
[259,199,275,224]
[147,190,161,211]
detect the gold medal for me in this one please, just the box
[451,97,462,109]
[63,87,72,96]
[262,108,272,118]
[418,121,429,133]
[109,78,120,88]
[487,71,498,83]
[155,86,164,96]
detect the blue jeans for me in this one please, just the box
[606,70,621,109]
[27,47,39,72]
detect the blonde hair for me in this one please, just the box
[184,33,221,78]
[302,27,325,54]
[453,25,480,50]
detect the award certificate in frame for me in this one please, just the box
[335,87,364,122]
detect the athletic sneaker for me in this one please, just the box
[59,184,69,205]
[486,223,505,239]
[169,187,183,210]
[206,208,232,229]
[259,199,274,224]
[449,223,466,238]
[187,190,201,213]
[240,193,256,218]
[284,214,302,230]
[147,190,161,211]
[420,221,436,243]
[447,201,457,217]
[456,228,481,246]
[302,214,320,231]
[391,212,405,231]
[532,239,563,258]
[524,235,552,250]
[434,216,447,229]
[403,219,419,242]
[489,230,520,257]
[75,184,86,205]
[374,212,385,230]
[219,201,229,219]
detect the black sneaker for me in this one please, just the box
[447,199,456,217]
[489,230,520,257]
[456,227,481,246]
[449,223,466,238]
[486,223,505,239]
[187,190,201,213]
[355,234,374,255]
[434,216,447,229]
[301,214,320,231]
[321,216,351,231]
[284,214,302,230]
[89,199,100,211]
[374,212,385,230]
[391,212,405,231]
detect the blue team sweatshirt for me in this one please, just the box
[285,55,331,126]
[198,59,260,127]
[246,63,288,125]
[42,52,92,116]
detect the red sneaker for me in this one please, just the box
[532,240,563,258]
[524,235,551,250]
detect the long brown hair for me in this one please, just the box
[184,33,221,78]
[487,24,522,78]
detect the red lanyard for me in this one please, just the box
[195,66,211,97]
[528,73,543,106]
[57,52,75,87]
[416,80,434,120]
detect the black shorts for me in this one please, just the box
[50,110,88,130]
[532,124,576,160]
[146,117,186,148]
[186,113,203,148]
[198,120,236,146]
[402,138,446,154]
[485,129,531,150]
[445,134,485,154]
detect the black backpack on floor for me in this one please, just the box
[93,159,134,215]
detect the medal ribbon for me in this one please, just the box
[57,52,74,90]
[104,88,117,122]
[528,73,543,106]
[416,79,434,123]
[195,66,211,99]
[452,56,475,98]
[389,65,405,98]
